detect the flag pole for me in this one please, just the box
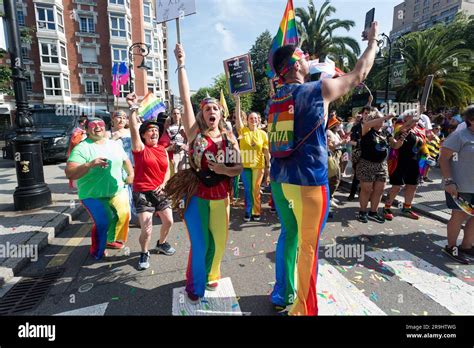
[176,18,181,44]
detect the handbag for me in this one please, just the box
[328,153,339,178]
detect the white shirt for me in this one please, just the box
[454,121,467,133]
[419,114,432,131]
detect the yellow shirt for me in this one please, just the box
[238,127,269,169]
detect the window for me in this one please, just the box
[21,47,29,60]
[109,0,125,4]
[82,47,97,63]
[43,73,62,96]
[57,9,64,33]
[433,1,440,9]
[17,10,25,26]
[25,74,33,92]
[144,3,151,23]
[423,7,429,13]
[153,38,159,53]
[146,58,153,76]
[112,45,127,63]
[80,17,95,33]
[60,42,67,65]
[119,82,129,98]
[154,58,160,72]
[145,30,152,47]
[110,14,126,37]
[147,83,155,94]
[414,4,419,10]
[40,42,59,63]
[414,11,420,17]
[37,5,55,30]
[424,0,429,5]
[85,80,100,95]
[63,76,70,96]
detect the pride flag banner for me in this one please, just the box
[139,92,166,121]
[266,0,299,78]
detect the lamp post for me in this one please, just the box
[377,33,393,105]
[4,0,51,210]
[128,43,151,93]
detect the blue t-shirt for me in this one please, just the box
[270,81,328,186]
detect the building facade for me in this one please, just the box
[2,0,169,115]
[390,0,474,39]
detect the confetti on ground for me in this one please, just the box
[151,270,154,275]
[412,313,418,316]
[265,233,271,237]
[251,257,255,262]
[391,309,400,313]
[355,271,363,275]
[230,240,234,244]
[252,243,256,248]
[269,265,272,269]
[259,250,265,254]
[423,311,428,315]
[370,292,378,302]
[112,297,119,301]
[130,288,136,294]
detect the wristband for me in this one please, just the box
[129,104,140,111]
[175,64,185,73]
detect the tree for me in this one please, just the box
[295,0,360,71]
[249,30,273,117]
[396,23,473,109]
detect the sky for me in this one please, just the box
[166,0,401,93]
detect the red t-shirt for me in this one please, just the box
[133,145,168,192]
[196,136,230,200]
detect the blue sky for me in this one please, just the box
[166,0,401,93]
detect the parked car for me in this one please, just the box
[2,107,111,163]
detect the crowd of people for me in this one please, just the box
[64,21,474,315]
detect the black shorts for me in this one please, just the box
[445,192,474,210]
[389,160,420,186]
[133,190,171,214]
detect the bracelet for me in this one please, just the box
[129,104,140,111]
[175,64,185,73]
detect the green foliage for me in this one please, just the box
[0,65,12,95]
[249,30,272,117]
[295,0,360,71]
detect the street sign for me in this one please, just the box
[155,0,196,24]
[391,62,407,88]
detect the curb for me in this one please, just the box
[0,204,85,286]
[338,179,449,224]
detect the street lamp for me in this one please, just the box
[4,0,51,210]
[128,43,151,93]
[377,33,393,105]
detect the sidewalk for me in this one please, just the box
[340,165,450,223]
[0,158,83,285]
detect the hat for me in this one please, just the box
[327,116,341,130]
[139,120,160,136]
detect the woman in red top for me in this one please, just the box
[166,43,243,304]
[126,94,175,271]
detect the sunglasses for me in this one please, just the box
[87,121,105,129]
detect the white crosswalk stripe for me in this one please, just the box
[365,248,474,315]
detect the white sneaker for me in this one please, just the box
[138,251,150,270]
[330,200,339,208]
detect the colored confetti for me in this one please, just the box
[370,292,378,302]
[423,311,428,316]
[251,257,255,262]
[391,309,400,313]
[112,297,119,301]
[259,250,265,254]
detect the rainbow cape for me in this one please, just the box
[266,0,299,78]
[139,92,166,121]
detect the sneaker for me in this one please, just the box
[442,246,470,265]
[368,212,385,224]
[243,214,251,222]
[383,208,394,221]
[459,247,474,258]
[138,251,150,270]
[206,282,218,291]
[357,211,368,223]
[401,208,420,220]
[423,177,434,183]
[156,241,176,256]
[330,200,339,208]
[106,241,125,249]
[251,215,261,221]
[186,291,200,304]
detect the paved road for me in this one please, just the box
[3,189,473,316]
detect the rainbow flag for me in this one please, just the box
[139,92,166,121]
[266,0,299,78]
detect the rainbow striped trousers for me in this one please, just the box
[82,189,130,260]
[183,195,230,297]
[270,182,329,315]
[241,168,264,216]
